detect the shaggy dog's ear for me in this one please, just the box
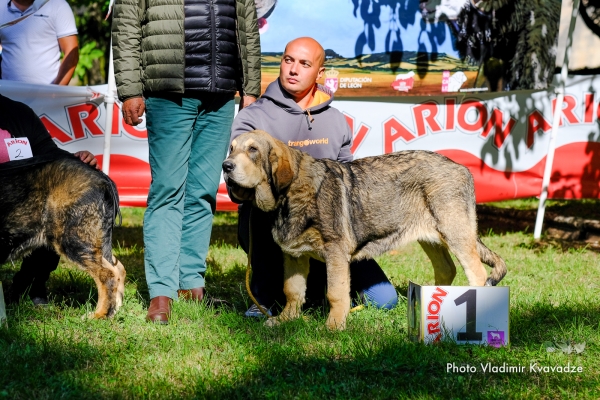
[269,141,294,192]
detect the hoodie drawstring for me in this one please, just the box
[306,109,314,130]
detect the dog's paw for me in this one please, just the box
[82,311,108,320]
[264,317,280,327]
[326,315,346,331]
[82,311,97,320]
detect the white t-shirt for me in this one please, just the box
[0,0,77,84]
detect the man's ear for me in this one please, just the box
[316,66,325,81]
[269,141,294,192]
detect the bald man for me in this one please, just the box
[230,37,398,317]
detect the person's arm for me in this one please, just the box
[53,35,79,85]
[239,95,256,111]
[337,116,354,163]
[112,0,146,125]
[242,0,261,101]
[230,107,259,143]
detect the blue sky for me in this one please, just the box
[259,0,460,58]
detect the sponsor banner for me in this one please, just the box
[256,0,562,96]
[2,75,600,209]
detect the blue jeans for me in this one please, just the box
[144,93,234,300]
[238,204,399,312]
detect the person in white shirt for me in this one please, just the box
[0,0,79,85]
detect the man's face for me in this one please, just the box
[279,41,325,98]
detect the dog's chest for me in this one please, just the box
[272,208,324,259]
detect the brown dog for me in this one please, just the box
[223,130,506,330]
[1,157,125,319]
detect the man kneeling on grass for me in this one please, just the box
[229,37,399,317]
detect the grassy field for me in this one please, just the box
[0,200,599,399]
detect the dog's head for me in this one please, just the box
[222,130,295,211]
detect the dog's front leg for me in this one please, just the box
[325,249,351,330]
[266,254,309,326]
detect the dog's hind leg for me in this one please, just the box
[418,241,457,285]
[112,255,126,309]
[477,238,506,286]
[445,239,487,286]
[324,249,351,331]
[436,225,488,286]
[266,254,310,327]
[76,255,123,319]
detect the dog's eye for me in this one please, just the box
[248,146,258,153]
[230,145,233,152]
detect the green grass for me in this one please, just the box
[486,197,600,220]
[1,205,599,399]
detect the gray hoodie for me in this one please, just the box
[231,79,353,162]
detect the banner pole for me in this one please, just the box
[102,40,116,175]
[534,0,580,239]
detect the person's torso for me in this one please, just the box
[183,0,239,92]
[0,95,62,163]
[0,0,76,84]
[141,0,241,94]
[240,94,349,161]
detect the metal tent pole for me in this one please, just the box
[534,0,581,239]
[102,40,116,175]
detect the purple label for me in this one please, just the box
[487,331,505,347]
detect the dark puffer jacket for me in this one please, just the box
[184,0,238,93]
[112,0,261,101]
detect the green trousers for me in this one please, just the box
[144,93,234,300]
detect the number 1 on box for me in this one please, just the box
[454,289,482,341]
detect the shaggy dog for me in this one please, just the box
[0,156,125,318]
[223,130,506,330]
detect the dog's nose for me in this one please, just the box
[222,160,235,173]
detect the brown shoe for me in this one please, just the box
[146,296,171,324]
[177,287,205,302]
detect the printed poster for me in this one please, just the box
[255,0,563,96]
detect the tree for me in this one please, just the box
[67,0,111,85]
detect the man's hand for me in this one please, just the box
[74,150,99,169]
[122,97,146,126]
[239,95,257,111]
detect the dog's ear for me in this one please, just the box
[269,141,294,191]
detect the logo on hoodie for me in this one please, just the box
[288,138,329,148]
[324,68,339,93]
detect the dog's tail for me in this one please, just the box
[477,237,507,286]
[99,173,122,264]
[106,176,122,228]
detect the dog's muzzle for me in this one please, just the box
[222,160,235,173]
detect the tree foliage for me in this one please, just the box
[67,0,111,85]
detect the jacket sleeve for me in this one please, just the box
[111,0,145,101]
[242,0,261,98]
[337,116,354,163]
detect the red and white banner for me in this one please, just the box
[2,76,600,210]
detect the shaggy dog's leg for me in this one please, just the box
[266,254,309,327]
[418,241,457,285]
[443,235,488,286]
[432,205,488,286]
[324,249,351,331]
[112,256,126,309]
[79,256,123,319]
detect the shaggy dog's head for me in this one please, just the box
[222,130,295,211]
